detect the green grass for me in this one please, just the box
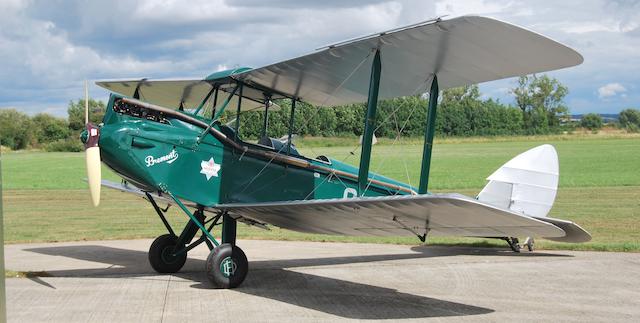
[4,137,639,190]
[2,135,639,251]
[301,137,640,190]
[1,151,121,190]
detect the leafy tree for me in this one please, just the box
[67,98,106,131]
[436,86,481,136]
[32,113,70,144]
[618,108,640,132]
[377,96,426,138]
[441,85,481,105]
[169,82,571,142]
[580,113,603,131]
[334,103,364,136]
[0,109,35,150]
[512,74,569,133]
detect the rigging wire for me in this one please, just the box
[293,50,375,160]
[352,80,430,195]
[312,97,418,198]
[236,50,375,195]
[235,137,291,196]
[234,49,433,198]
[362,103,419,194]
[338,94,414,168]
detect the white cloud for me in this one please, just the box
[435,0,512,17]
[598,83,627,98]
[133,0,237,23]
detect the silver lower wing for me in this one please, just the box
[218,194,566,239]
[102,180,590,241]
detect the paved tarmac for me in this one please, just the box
[4,239,640,322]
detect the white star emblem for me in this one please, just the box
[200,157,221,180]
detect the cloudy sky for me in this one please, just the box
[1,0,638,116]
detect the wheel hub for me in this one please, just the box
[161,246,179,264]
[219,257,237,278]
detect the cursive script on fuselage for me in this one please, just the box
[145,150,179,167]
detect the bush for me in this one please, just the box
[619,108,640,131]
[0,109,35,150]
[580,113,603,131]
[32,113,70,144]
[67,98,106,131]
[626,123,640,133]
[44,138,84,152]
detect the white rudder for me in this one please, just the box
[477,144,559,218]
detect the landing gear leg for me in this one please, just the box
[504,237,521,253]
[205,212,249,288]
[158,192,248,288]
[148,207,206,273]
[148,192,224,276]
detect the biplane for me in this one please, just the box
[83,16,591,288]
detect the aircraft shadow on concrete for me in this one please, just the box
[24,245,571,319]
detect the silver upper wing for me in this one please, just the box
[233,15,583,106]
[96,16,582,109]
[94,79,280,112]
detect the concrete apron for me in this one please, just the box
[5,239,640,322]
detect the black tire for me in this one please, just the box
[148,234,187,273]
[205,243,248,289]
[526,238,534,252]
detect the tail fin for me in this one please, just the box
[477,144,558,218]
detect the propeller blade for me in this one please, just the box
[84,80,89,124]
[86,145,101,207]
[84,81,101,207]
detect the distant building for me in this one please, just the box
[570,114,618,124]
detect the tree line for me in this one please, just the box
[2,75,639,151]
[224,75,638,139]
[0,99,105,151]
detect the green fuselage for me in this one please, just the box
[97,94,416,207]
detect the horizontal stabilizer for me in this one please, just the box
[532,216,591,243]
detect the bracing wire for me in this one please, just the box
[338,98,410,165]
[235,49,432,198]
[235,137,291,196]
[390,102,415,188]
[294,50,375,159]
[362,103,419,194]
[358,80,430,195]
[236,50,375,194]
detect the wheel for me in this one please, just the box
[525,237,535,252]
[148,234,187,273]
[205,243,248,289]
[507,237,521,253]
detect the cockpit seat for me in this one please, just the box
[219,124,237,139]
[258,135,274,148]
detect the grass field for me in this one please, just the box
[2,135,639,251]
